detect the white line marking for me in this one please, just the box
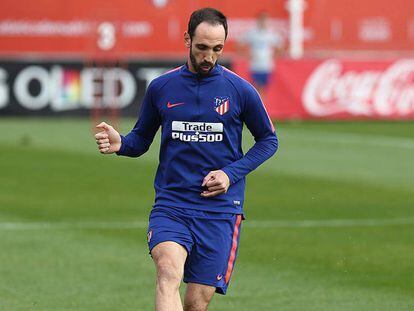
[0,221,148,231]
[0,218,413,231]
[245,218,414,228]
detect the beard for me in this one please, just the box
[189,46,215,76]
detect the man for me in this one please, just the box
[239,11,284,98]
[94,8,278,311]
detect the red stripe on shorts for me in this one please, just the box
[225,214,242,284]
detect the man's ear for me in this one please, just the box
[184,32,191,48]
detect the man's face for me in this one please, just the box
[186,22,225,76]
[257,13,269,29]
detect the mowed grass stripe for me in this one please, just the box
[283,128,414,149]
[1,217,414,231]
[1,118,413,192]
[1,144,413,223]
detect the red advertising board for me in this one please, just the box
[242,58,414,120]
[0,0,288,57]
[0,0,413,57]
[1,57,413,119]
[306,0,414,51]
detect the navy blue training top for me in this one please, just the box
[117,64,278,214]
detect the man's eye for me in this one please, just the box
[214,47,223,52]
[197,45,207,50]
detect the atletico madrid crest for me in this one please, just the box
[214,96,230,115]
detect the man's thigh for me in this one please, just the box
[148,208,192,283]
[151,241,188,272]
[147,207,194,255]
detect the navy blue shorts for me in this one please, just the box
[251,71,271,87]
[147,206,243,295]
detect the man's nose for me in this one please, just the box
[203,52,213,63]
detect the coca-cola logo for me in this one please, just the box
[303,59,414,117]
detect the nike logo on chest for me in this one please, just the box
[167,102,185,108]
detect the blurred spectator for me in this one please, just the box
[238,11,284,98]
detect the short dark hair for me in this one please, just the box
[187,8,228,40]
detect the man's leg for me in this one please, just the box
[184,283,216,311]
[151,241,188,311]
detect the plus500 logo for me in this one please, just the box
[171,121,223,142]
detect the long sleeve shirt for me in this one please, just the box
[117,63,278,214]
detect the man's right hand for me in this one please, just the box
[94,122,122,154]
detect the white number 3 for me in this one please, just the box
[97,22,116,50]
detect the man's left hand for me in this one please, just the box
[201,170,230,198]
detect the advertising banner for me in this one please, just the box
[0,60,185,116]
[1,58,413,120]
[0,0,289,57]
[265,58,414,120]
[1,0,412,57]
[306,0,414,51]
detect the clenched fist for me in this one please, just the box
[94,122,122,154]
[201,170,230,198]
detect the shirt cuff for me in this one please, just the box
[115,135,126,156]
[220,167,236,185]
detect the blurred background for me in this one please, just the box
[1,1,413,310]
[1,0,413,119]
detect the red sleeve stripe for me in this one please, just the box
[225,214,243,284]
[161,66,182,76]
[222,66,244,79]
[258,94,275,132]
[251,86,275,132]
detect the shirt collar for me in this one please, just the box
[180,63,223,79]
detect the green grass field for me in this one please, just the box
[1,118,413,310]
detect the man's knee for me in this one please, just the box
[151,241,187,292]
[155,257,183,290]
